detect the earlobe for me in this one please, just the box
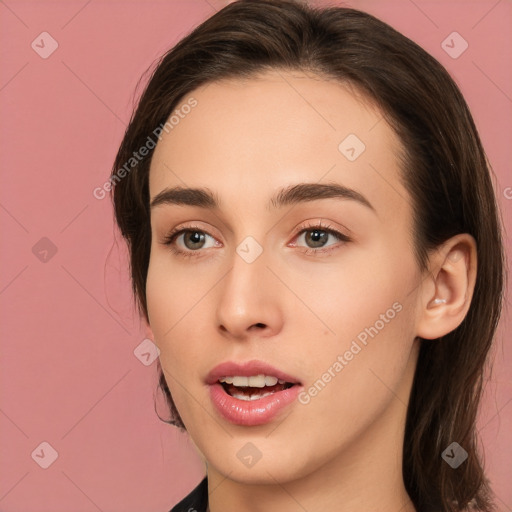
[416,234,477,340]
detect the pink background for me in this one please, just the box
[0,0,510,510]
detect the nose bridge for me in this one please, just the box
[215,240,283,339]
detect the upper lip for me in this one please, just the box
[206,360,302,385]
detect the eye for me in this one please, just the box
[292,220,351,256]
[162,225,219,259]
[161,220,350,259]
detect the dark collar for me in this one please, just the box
[170,477,208,512]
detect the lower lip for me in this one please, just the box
[208,382,302,426]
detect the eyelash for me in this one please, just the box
[161,220,351,259]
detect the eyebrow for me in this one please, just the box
[150,182,375,212]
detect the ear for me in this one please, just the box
[416,233,477,340]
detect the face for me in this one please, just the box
[146,70,424,484]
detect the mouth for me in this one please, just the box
[218,375,296,401]
[206,360,302,426]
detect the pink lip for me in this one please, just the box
[206,360,303,427]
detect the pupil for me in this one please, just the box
[185,231,204,249]
[307,229,327,248]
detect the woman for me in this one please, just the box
[110,1,505,510]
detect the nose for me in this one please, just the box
[215,247,284,341]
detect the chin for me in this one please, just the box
[203,436,323,485]
[216,461,305,485]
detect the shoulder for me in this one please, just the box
[169,477,208,512]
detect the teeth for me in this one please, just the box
[232,376,249,386]
[219,374,285,387]
[265,376,278,386]
[248,375,265,387]
[231,391,274,401]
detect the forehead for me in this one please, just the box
[149,69,410,221]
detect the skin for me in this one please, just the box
[146,70,477,512]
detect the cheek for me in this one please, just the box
[146,271,200,428]
[146,259,173,343]
[146,250,210,341]
[146,256,196,374]
[293,244,416,355]
[145,252,216,407]
[292,299,417,466]
[299,281,416,394]
[295,244,419,413]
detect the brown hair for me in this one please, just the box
[110,1,505,510]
